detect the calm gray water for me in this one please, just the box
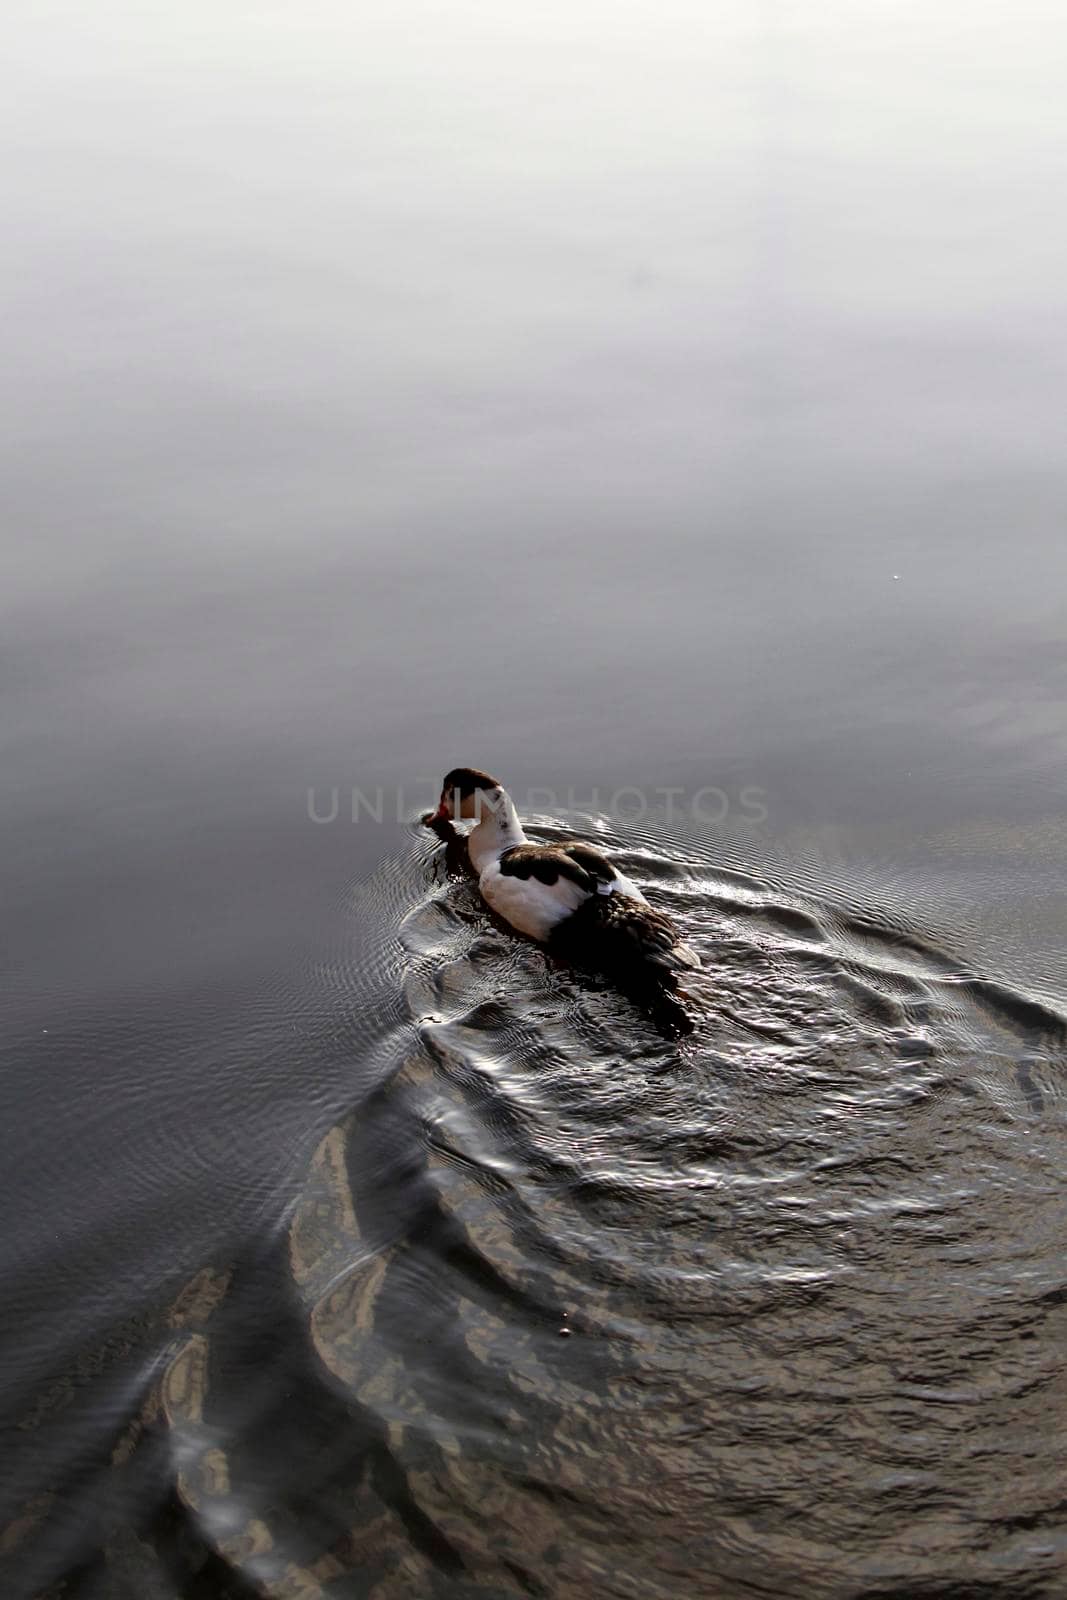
[3,2,1066,1596]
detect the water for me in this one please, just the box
[3,1,1066,1595]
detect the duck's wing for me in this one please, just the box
[557,842,619,890]
[559,840,654,905]
[498,843,601,894]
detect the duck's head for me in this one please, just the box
[431,766,503,822]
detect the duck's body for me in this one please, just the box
[430,768,701,982]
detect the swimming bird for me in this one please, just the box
[427,767,702,986]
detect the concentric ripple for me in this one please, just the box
[157,813,1067,1599]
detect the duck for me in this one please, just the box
[426,767,702,986]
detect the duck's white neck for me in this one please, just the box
[468,786,526,873]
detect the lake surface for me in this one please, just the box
[3,2,1066,1595]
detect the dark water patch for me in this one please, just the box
[27,813,1055,1599]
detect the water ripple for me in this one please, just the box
[129,813,1067,1598]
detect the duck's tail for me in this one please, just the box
[643,933,702,977]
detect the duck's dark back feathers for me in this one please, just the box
[549,889,700,987]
